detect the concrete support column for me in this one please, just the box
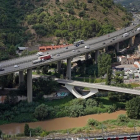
[27,69,32,103]
[57,61,61,73]
[115,42,119,52]
[103,46,108,52]
[128,37,132,47]
[85,53,89,60]
[95,50,99,64]
[19,71,24,85]
[66,58,72,80]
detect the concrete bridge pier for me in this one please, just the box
[57,61,61,73]
[95,50,99,63]
[128,37,132,47]
[115,42,119,52]
[66,58,72,80]
[19,71,24,85]
[85,53,89,60]
[27,68,32,103]
[103,46,108,52]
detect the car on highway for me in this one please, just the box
[103,42,106,45]
[72,50,75,52]
[65,47,68,49]
[56,54,60,56]
[36,52,43,56]
[137,27,140,31]
[14,65,19,68]
[85,46,90,49]
[0,68,4,71]
[113,37,116,40]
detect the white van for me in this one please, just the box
[137,27,140,31]
[36,52,43,56]
[85,45,90,49]
[122,33,129,37]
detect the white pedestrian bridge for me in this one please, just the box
[56,79,140,99]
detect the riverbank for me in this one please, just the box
[0,110,126,134]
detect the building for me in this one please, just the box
[39,44,72,52]
[17,47,28,53]
[134,61,140,70]
[117,55,140,65]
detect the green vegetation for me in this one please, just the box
[0,0,132,62]
[24,124,30,136]
[126,97,140,119]
[98,53,111,77]
[34,104,49,120]
[0,90,137,125]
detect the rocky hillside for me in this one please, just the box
[0,0,132,59]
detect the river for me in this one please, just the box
[0,110,126,135]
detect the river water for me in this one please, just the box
[0,110,126,135]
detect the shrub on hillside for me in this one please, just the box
[127,122,134,128]
[34,104,49,120]
[126,97,140,119]
[87,119,100,126]
[70,99,86,106]
[107,105,116,113]
[68,105,84,117]
[24,124,29,136]
[86,98,98,107]
[117,114,129,123]
[13,113,36,123]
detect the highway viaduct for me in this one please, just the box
[0,20,140,102]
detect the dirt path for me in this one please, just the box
[0,110,126,134]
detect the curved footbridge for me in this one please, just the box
[56,79,140,99]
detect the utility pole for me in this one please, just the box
[102,124,104,140]
[134,123,136,134]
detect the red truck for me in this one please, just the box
[39,55,51,61]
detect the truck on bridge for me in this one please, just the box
[32,55,51,64]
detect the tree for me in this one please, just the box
[33,77,58,96]
[34,104,48,120]
[89,75,92,83]
[83,3,87,10]
[98,53,111,77]
[9,45,16,55]
[106,65,112,85]
[24,124,30,136]
[79,11,85,17]
[0,130,2,138]
[36,67,40,74]
[42,66,48,74]
[6,74,14,88]
[126,97,140,119]
[0,75,7,90]
[113,71,123,84]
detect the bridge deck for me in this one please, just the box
[57,79,140,95]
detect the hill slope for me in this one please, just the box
[0,0,132,58]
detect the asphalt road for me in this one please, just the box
[0,18,140,76]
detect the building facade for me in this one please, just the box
[39,44,72,52]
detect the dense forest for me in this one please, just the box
[0,0,132,61]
